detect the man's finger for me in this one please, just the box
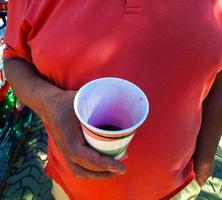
[69,163,115,180]
[69,144,126,174]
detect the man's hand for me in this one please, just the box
[4,58,125,180]
[194,162,214,187]
[46,90,126,179]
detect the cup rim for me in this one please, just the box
[74,77,149,135]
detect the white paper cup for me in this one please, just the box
[74,77,149,160]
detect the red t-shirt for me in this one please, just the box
[4,1,222,199]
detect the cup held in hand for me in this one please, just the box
[74,77,149,160]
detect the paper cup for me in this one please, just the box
[74,77,149,160]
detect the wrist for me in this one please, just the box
[36,85,64,124]
[194,159,214,186]
[42,89,77,125]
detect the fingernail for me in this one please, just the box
[118,170,126,175]
[108,168,124,174]
[108,164,126,173]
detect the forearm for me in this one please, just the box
[194,71,222,183]
[4,58,63,123]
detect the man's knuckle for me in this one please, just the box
[72,149,81,160]
[70,151,84,164]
